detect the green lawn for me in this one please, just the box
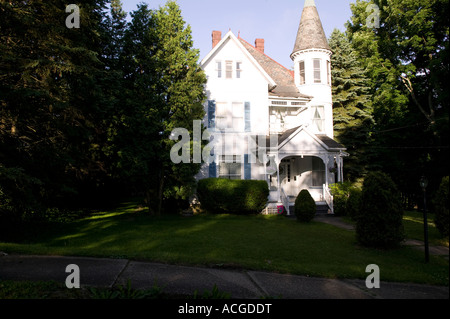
[0,202,448,286]
[403,210,449,247]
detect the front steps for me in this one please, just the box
[263,201,333,216]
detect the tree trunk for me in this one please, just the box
[145,189,156,215]
[400,74,439,137]
[157,172,165,216]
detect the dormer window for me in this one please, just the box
[313,59,321,83]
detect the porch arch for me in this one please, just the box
[275,155,328,197]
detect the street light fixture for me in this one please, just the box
[420,176,430,263]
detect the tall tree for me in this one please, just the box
[111,3,161,212]
[347,0,449,198]
[114,1,206,215]
[0,0,108,219]
[151,1,207,214]
[102,0,127,69]
[329,29,374,181]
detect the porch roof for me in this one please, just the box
[261,126,346,152]
[315,135,346,150]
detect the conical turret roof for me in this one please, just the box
[291,0,331,57]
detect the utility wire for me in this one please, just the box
[371,117,448,134]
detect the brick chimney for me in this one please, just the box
[255,38,265,54]
[212,31,222,49]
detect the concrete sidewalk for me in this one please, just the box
[0,254,448,299]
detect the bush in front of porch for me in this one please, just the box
[197,178,269,215]
[330,182,360,217]
[294,189,316,223]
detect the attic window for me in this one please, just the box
[216,61,222,78]
[236,62,242,78]
[226,61,233,79]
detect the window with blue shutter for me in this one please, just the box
[209,161,217,178]
[244,154,251,180]
[208,100,216,129]
[245,102,251,132]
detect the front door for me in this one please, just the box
[279,161,293,196]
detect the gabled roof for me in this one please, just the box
[259,126,346,152]
[200,31,276,89]
[278,126,346,152]
[291,0,331,57]
[238,37,311,99]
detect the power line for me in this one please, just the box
[368,146,449,150]
[371,117,448,134]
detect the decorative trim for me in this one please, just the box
[290,48,332,60]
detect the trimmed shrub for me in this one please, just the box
[346,188,362,221]
[330,182,354,216]
[356,172,405,248]
[197,178,269,215]
[294,189,316,223]
[433,176,449,238]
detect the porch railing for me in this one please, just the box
[323,184,334,214]
[280,187,291,216]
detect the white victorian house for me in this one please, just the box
[196,0,348,215]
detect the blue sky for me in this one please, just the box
[120,0,355,68]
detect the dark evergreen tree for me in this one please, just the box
[329,29,374,181]
[102,0,127,70]
[0,0,108,219]
[113,1,207,215]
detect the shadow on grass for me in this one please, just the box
[0,202,448,286]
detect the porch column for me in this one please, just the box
[263,155,268,188]
[276,159,281,202]
[323,155,330,188]
[336,155,342,182]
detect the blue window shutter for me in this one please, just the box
[245,102,251,132]
[244,154,251,180]
[209,161,217,178]
[208,100,216,129]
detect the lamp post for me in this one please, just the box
[420,176,430,263]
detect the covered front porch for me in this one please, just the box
[266,155,340,215]
[263,126,347,216]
